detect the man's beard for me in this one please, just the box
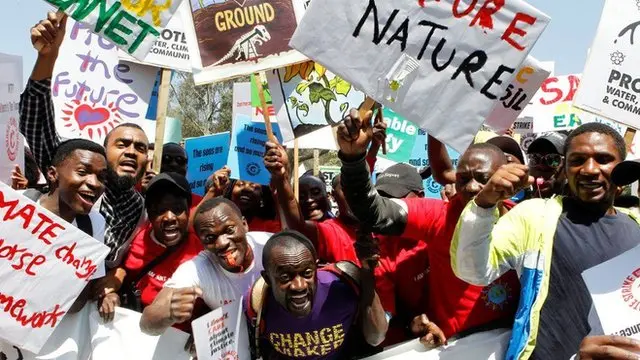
[106,168,138,192]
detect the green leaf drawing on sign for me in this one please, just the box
[298,103,310,116]
[329,76,352,96]
[308,83,325,104]
[289,96,298,107]
[296,82,310,95]
[340,102,348,114]
[319,88,337,102]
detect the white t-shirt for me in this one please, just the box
[164,232,271,309]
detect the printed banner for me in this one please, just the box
[485,56,551,133]
[52,20,158,145]
[290,0,550,153]
[523,74,583,133]
[192,300,250,360]
[184,132,231,196]
[0,53,24,185]
[186,0,309,84]
[0,182,109,353]
[234,81,276,124]
[574,0,640,129]
[583,246,640,339]
[378,109,419,163]
[118,0,192,72]
[0,305,191,360]
[45,0,183,60]
[227,115,282,185]
[267,61,366,142]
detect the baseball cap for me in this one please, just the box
[145,172,192,207]
[376,164,424,198]
[612,159,640,186]
[486,136,526,165]
[528,133,567,155]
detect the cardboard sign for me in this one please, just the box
[52,20,158,144]
[485,56,551,133]
[290,0,550,153]
[583,246,640,339]
[118,0,192,72]
[575,0,640,129]
[45,0,183,60]
[185,0,309,84]
[227,115,282,185]
[191,300,250,360]
[0,182,109,353]
[0,53,24,185]
[140,116,183,144]
[524,74,583,133]
[184,132,231,196]
[378,109,419,163]
[267,61,366,142]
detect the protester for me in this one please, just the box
[11,147,43,191]
[140,197,271,335]
[335,109,520,344]
[139,143,156,194]
[299,173,333,221]
[451,123,640,359]
[527,132,568,198]
[21,12,149,278]
[244,230,388,359]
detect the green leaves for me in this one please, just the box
[329,76,352,96]
[309,83,337,104]
[295,82,310,95]
[298,103,310,116]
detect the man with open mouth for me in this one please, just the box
[140,197,271,335]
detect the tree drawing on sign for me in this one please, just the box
[214,25,271,66]
[283,61,354,126]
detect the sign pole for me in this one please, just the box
[152,68,172,173]
[313,149,319,176]
[294,138,300,201]
[255,72,276,142]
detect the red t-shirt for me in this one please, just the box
[401,195,520,338]
[315,218,360,266]
[191,193,203,210]
[124,224,203,331]
[248,217,282,233]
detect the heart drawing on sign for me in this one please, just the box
[73,104,111,130]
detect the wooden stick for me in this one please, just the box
[255,72,276,142]
[293,138,300,201]
[375,107,387,155]
[152,68,172,173]
[624,128,637,148]
[313,149,320,176]
[359,96,386,154]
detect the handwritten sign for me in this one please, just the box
[45,0,183,60]
[184,132,231,196]
[583,245,640,339]
[192,300,250,360]
[0,53,24,185]
[227,115,282,185]
[52,19,158,145]
[523,74,583,133]
[485,56,551,133]
[118,0,192,72]
[0,182,109,353]
[267,61,366,142]
[184,0,309,84]
[575,0,640,129]
[290,0,550,153]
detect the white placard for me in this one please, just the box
[191,300,250,360]
[290,0,550,153]
[0,182,109,353]
[574,0,640,129]
[0,53,24,185]
[52,19,158,145]
[523,74,582,133]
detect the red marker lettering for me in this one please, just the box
[501,12,537,51]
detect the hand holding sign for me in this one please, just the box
[264,141,289,182]
[169,287,203,324]
[209,166,232,197]
[337,109,374,158]
[31,12,67,56]
[577,335,640,360]
[475,164,533,209]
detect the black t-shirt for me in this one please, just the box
[532,198,640,359]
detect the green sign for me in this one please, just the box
[251,74,272,108]
[378,108,419,163]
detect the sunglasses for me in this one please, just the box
[528,153,563,168]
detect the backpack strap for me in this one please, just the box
[247,277,269,358]
[23,189,93,237]
[323,261,361,296]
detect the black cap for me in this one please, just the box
[528,133,567,155]
[486,136,525,165]
[612,160,640,186]
[145,172,192,207]
[376,163,424,198]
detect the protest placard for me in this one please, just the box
[0,182,109,353]
[185,132,231,196]
[192,300,250,360]
[485,56,551,133]
[251,73,276,123]
[582,246,640,339]
[290,0,550,153]
[140,116,183,144]
[523,74,583,133]
[578,111,627,137]
[377,109,419,163]
[185,0,309,85]
[267,61,366,142]
[52,19,158,145]
[44,0,182,61]
[118,0,191,72]
[0,53,24,185]
[574,0,640,129]
[227,115,282,185]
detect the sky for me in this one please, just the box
[2,0,605,82]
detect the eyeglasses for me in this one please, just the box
[528,153,563,168]
[163,155,187,166]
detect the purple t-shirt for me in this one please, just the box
[251,270,359,359]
